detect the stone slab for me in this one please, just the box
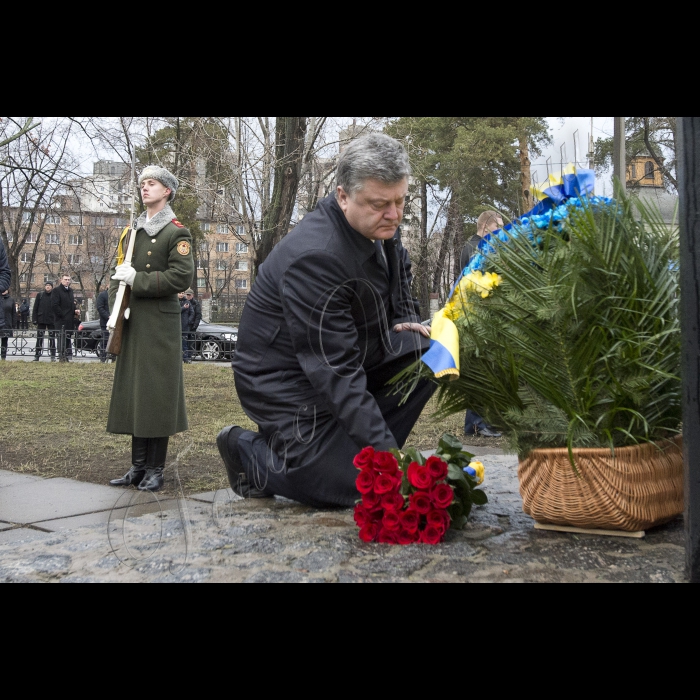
[33,500,181,532]
[0,528,52,545]
[0,522,15,532]
[188,490,242,505]
[0,470,44,489]
[0,478,128,525]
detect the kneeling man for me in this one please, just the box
[220,134,436,508]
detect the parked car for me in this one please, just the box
[76,320,239,361]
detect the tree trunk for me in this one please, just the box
[433,194,462,297]
[257,117,308,270]
[418,179,430,314]
[520,132,533,213]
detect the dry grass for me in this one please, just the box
[0,362,503,496]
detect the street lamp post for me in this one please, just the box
[678,117,700,583]
[613,117,626,191]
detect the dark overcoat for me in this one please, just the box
[32,291,55,326]
[0,240,11,330]
[52,285,77,331]
[0,294,16,336]
[233,194,425,453]
[107,210,194,439]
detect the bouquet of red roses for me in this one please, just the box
[353,434,488,546]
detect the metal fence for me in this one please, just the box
[0,329,236,363]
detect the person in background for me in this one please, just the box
[96,287,111,363]
[0,240,10,333]
[33,282,57,362]
[180,291,194,364]
[460,211,504,440]
[19,299,30,330]
[1,289,17,360]
[185,289,202,331]
[52,274,80,363]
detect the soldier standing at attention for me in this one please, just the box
[108,166,195,493]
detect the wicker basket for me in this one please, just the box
[518,437,684,532]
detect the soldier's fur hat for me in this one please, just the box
[139,166,179,201]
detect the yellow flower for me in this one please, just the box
[468,461,485,486]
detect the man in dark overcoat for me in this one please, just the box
[52,275,80,362]
[107,166,195,493]
[0,240,10,332]
[220,134,436,508]
[0,289,16,360]
[185,290,202,331]
[96,287,111,363]
[33,282,57,361]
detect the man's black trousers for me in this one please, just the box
[35,325,56,358]
[233,350,436,509]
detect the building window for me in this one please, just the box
[235,279,248,290]
[115,218,127,228]
[217,260,228,271]
[216,279,226,290]
[20,273,29,283]
[69,215,82,226]
[645,161,655,180]
[202,223,211,232]
[46,215,61,225]
[237,226,245,237]
[46,234,60,245]
[6,232,14,243]
[22,212,32,224]
[629,163,637,180]
[217,223,228,235]
[45,253,60,264]
[94,216,105,226]
[20,253,31,263]
[236,243,249,254]
[67,255,82,266]
[26,233,37,244]
[69,235,84,246]
[216,243,230,253]
[236,261,249,271]
[90,255,105,265]
[197,278,206,289]
[44,274,52,284]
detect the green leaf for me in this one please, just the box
[403,447,425,467]
[472,490,489,507]
[438,433,464,457]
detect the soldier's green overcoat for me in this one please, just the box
[107,205,195,438]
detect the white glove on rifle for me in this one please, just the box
[112,264,137,288]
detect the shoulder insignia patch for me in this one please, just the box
[177,241,192,257]
[172,219,185,229]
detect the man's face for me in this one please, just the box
[480,218,504,239]
[141,179,171,207]
[45,285,53,293]
[337,178,409,242]
[186,294,194,302]
[62,276,71,288]
[178,293,185,300]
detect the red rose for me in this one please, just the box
[378,528,400,545]
[398,529,420,546]
[427,510,449,536]
[373,452,399,475]
[410,491,432,515]
[420,525,444,546]
[382,511,402,532]
[400,508,421,534]
[374,474,397,496]
[359,523,379,543]
[356,469,375,495]
[426,456,449,482]
[408,463,433,491]
[362,491,381,511]
[354,505,371,528]
[430,484,455,510]
[393,472,405,491]
[381,492,406,512]
[354,447,376,471]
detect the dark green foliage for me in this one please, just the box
[427,194,682,458]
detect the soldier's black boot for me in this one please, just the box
[110,437,148,487]
[138,437,169,493]
[217,426,272,499]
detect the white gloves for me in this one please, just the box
[112,264,137,288]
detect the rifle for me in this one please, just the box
[106,151,137,356]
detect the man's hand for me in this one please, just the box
[394,322,431,339]
[112,264,137,288]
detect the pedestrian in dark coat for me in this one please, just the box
[52,275,79,362]
[19,299,30,330]
[108,166,194,494]
[0,240,10,332]
[96,289,111,363]
[185,290,202,331]
[0,290,17,360]
[180,292,195,363]
[32,282,57,361]
[221,134,435,508]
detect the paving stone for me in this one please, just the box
[0,470,44,489]
[0,522,15,532]
[0,478,127,524]
[0,528,52,545]
[34,499,182,532]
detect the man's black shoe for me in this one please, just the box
[476,427,502,439]
[138,468,164,493]
[110,467,146,488]
[217,426,272,499]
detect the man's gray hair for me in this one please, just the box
[337,133,411,195]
